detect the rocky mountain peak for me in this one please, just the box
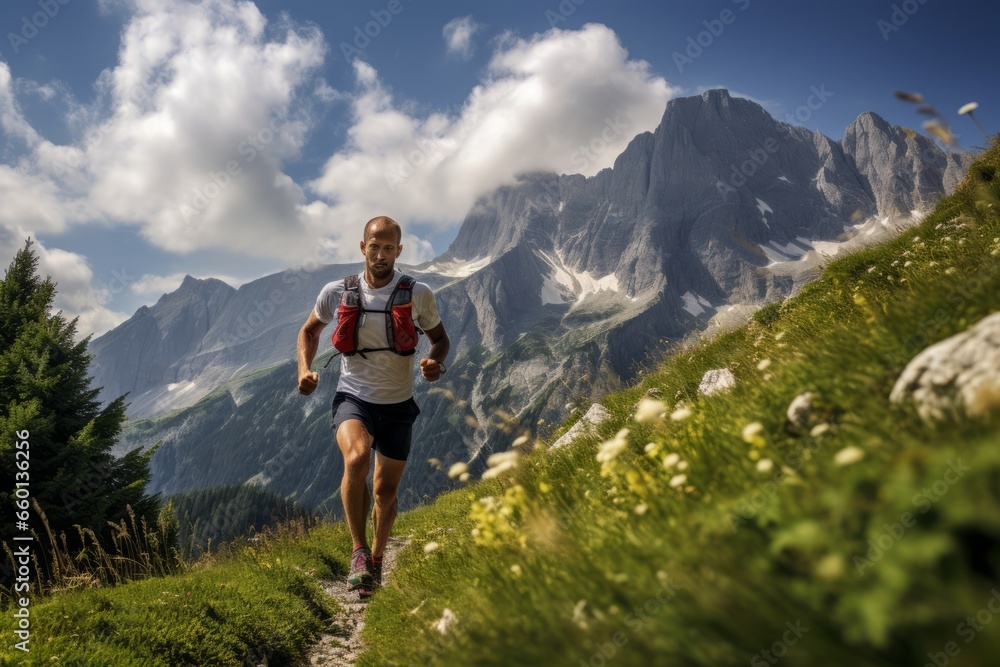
[91,90,976,511]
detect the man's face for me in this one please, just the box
[361,229,402,280]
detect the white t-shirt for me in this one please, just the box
[313,270,442,404]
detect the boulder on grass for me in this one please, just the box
[890,312,1000,422]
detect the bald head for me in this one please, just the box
[363,216,402,245]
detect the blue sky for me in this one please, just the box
[0,0,996,336]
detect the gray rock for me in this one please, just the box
[890,312,1000,422]
[786,392,815,429]
[551,403,612,449]
[699,368,736,396]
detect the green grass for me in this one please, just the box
[0,520,353,665]
[4,145,998,667]
[355,142,1000,666]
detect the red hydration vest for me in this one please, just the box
[330,274,421,359]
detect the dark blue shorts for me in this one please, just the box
[332,391,421,461]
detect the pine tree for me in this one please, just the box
[0,240,161,579]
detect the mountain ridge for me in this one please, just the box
[91,88,976,511]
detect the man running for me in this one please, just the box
[296,215,450,597]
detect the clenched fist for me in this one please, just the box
[298,371,319,395]
[420,358,442,382]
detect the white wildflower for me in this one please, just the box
[596,429,630,464]
[434,608,458,635]
[670,405,693,421]
[834,446,865,466]
[669,474,687,488]
[482,450,519,479]
[634,397,668,424]
[742,422,764,443]
[810,422,831,437]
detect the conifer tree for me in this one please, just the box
[0,240,160,575]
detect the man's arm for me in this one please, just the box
[298,310,328,395]
[419,322,450,382]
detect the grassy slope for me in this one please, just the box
[359,143,1000,666]
[0,144,996,666]
[0,522,353,665]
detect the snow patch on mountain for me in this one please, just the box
[537,250,619,306]
[681,291,712,316]
[424,255,493,277]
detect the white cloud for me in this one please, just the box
[1,0,327,336]
[2,0,328,260]
[81,0,326,258]
[310,23,678,233]
[0,231,128,338]
[1,11,678,338]
[443,16,482,60]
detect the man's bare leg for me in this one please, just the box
[372,451,407,559]
[336,419,373,549]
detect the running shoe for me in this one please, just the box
[347,547,373,593]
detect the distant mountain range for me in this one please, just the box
[90,89,974,515]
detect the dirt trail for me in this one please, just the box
[300,535,409,666]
